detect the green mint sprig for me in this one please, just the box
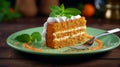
[15,32,42,43]
[50,4,81,18]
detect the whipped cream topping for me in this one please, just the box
[42,15,81,42]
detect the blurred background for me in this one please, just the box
[0,0,120,22]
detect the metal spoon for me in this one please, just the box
[70,28,120,50]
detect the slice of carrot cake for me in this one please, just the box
[42,4,87,48]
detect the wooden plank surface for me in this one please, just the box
[0,18,120,67]
[0,59,120,67]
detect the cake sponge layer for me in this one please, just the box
[46,17,87,48]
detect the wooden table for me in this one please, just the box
[0,17,120,67]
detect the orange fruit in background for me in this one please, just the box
[9,8,14,13]
[82,3,95,17]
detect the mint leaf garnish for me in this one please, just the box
[15,34,30,42]
[60,4,65,12]
[15,32,42,43]
[49,12,56,17]
[49,4,81,18]
[50,5,61,17]
[64,8,81,15]
[50,5,60,12]
[31,32,42,42]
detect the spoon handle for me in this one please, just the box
[107,28,120,33]
[95,28,120,38]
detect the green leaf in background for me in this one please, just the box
[15,34,30,42]
[78,4,84,11]
[6,10,14,20]
[0,0,21,22]
[13,6,22,18]
[0,0,10,9]
[0,13,5,21]
[31,32,42,42]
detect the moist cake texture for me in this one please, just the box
[42,15,87,48]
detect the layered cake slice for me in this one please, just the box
[42,4,87,48]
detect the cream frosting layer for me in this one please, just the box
[53,26,86,36]
[42,15,81,41]
[54,32,85,41]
